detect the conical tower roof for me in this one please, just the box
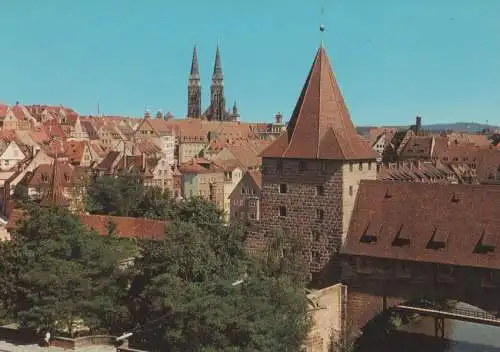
[262,45,377,160]
[212,46,223,80]
[190,45,200,80]
[40,157,69,207]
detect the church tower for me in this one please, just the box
[187,45,201,118]
[255,44,378,285]
[209,46,226,121]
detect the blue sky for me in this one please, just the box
[0,0,499,126]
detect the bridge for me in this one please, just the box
[394,304,500,327]
[338,181,500,343]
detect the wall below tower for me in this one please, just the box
[341,161,377,242]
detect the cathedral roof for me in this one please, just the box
[261,45,378,160]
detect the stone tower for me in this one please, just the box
[187,45,201,118]
[256,44,378,285]
[209,46,226,121]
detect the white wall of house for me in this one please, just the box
[0,141,26,170]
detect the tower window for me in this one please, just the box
[316,209,324,222]
[368,162,372,170]
[320,160,327,173]
[298,161,306,172]
[279,184,287,194]
[349,186,353,196]
[349,162,353,172]
[316,185,325,196]
[359,163,363,171]
[313,230,321,241]
[277,160,283,172]
[279,206,287,217]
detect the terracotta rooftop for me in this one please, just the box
[261,45,378,160]
[178,158,223,174]
[80,214,165,240]
[7,210,164,240]
[341,180,500,269]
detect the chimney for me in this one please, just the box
[275,112,283,124]
[144,110,151,119]
[415,116,422,133]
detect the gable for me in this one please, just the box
[0,141,25,160]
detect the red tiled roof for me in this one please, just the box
[341,180,500,269]
[42,120,66,139]
[80,214,165,240]
[248,171,262,188]
[261,46,377,160]
[178,158,223,174]
[7,210,164,240]
[0,104,8,119]
[64,141,87,164]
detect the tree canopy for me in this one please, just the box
[0,206,136,336]
[85,172,176,219]
[128,213,310,351]
[1,177,311,350]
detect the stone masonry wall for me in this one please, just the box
[253,157,344,279]
[304,284,346,352]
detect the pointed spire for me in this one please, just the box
[261,45,378,160]
[190,45,200,81]
[232,101,239,115]
[40,157,68,207]
[212,45,223,81]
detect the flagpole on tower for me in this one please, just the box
[319,2,326,46]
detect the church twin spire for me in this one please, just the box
[187,45,234,121]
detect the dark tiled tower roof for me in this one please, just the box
[212,45,223,82]
[188,45,202,118]
[262,45,378,160]
[40,158,69,207]
[190,45,200,80]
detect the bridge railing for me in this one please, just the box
[396,304,500,322]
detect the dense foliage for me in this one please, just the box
[85,172,172,219]
[0,206,136,336]
[0,175,311,351]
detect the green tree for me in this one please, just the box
[136,187,173,220]
[128,199,310,351]
[85,172,145,216]
[11,184,31,206]
[85,173,174,219]
[0,206,136,336]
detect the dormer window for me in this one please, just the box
[426,226,449,251]
[360,221,381,244]
[392,224,410,247]
[474,228,496,254]
[298,161,306,172]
